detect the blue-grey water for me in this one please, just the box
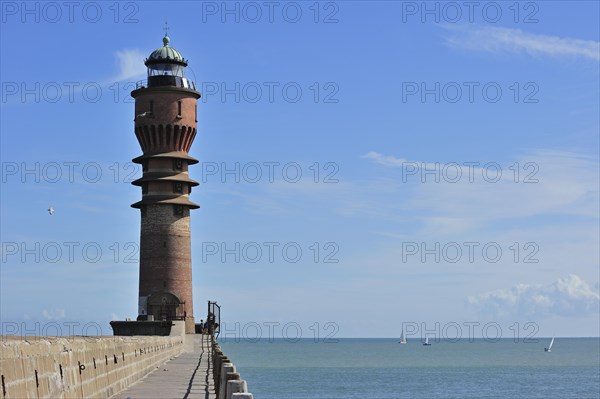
[219,338,600,399]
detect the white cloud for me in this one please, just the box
[467,275,599,318]
[362,150,599,233]
[443,26,600,61]
[113,49,147,81]
[421,216,475,235]
[362,151,411,167]
[42,308,66,320]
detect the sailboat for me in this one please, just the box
[544,337,554,352]
[422,337,432,346]
[398,330,407,344]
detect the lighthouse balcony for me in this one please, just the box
[136,76,196,90]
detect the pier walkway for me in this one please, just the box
[112,335,216,399]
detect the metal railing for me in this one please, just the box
[135,77,197,91]
[208,301,221,338]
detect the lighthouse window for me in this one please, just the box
[173,160,183,171]
[174,205,183,216]
[177,100,182,117]
[173,183,183,193]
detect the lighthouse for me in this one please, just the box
[129,32,201,334]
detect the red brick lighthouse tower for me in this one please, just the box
[130,33,200,334]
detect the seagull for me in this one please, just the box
[48,207,54,215]
[136,112,151,118]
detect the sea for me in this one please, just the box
[218,338,600,399]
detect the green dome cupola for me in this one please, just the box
[145,34,188,67]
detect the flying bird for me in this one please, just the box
[48,207,54,215]
[136,112,151,118]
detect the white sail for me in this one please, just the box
[399,330,407,344]
[545,337,555,352]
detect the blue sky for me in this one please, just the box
[1,1,598,339]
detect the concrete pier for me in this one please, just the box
[111,335,216,399]
[0,335,184,399]
[1,333,251,399]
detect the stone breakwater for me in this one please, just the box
[212,336,254,399]
[0,335,183,399]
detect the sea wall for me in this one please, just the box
[212,337,254,399]
[0,335,184,399]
